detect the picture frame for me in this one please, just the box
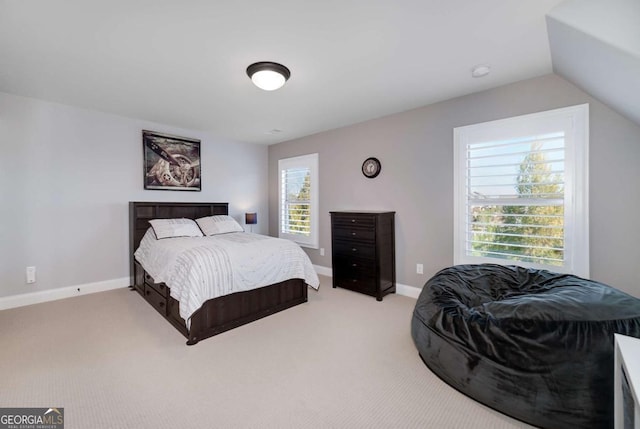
[143,130,201,191]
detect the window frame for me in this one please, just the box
[278,153,319,249]
[453,104,589,277]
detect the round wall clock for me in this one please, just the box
[362,157,381,179]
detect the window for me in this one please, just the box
[278,153,319,248]
[454,104,589,277]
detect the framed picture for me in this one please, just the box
[143,130,201,191]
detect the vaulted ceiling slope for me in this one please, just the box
[0,1,636,145]
[547,0,640,127]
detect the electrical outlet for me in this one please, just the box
[320,248,325,256]
[416,263,423,275]
[26,266,36,284]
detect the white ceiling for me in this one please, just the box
[0,0,566,144]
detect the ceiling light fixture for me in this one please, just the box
[246,62,291,91]
[471,64,491,78]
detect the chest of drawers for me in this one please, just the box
[330,211,395,301]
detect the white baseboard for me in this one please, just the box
[313,264,421,299]
[313,264,333,277]
[395,283,422,299]
[1,266,424,311]
[0,277,131,311]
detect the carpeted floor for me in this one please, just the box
[0,275,533,428]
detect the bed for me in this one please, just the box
[129,201,319,345]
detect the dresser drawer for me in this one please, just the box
[333,226,375,242]
[333,272,376,294]
[144,271,168,297]
[334,257,376,276]
[144,285,168,316]
[333,240,376,259]
[331,213,376,228]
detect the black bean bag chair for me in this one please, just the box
[411,264,640,429]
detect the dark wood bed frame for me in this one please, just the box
[129,201,308,345]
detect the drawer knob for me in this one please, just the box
[352,263,357,267]
[145,290,150,296]
[351,219,356,223]
[352,279,358,283]
[351,232,356,236]
[159,301,165,308]
[352,248,357,252]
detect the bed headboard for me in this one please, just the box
[129,201,229,281]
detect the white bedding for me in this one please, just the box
[134,229,319,327]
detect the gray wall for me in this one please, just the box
[268,74,640,297]
[0,91,268,298]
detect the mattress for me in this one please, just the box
[135,229,320,324]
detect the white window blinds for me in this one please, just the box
[278,153,319,248]
[454,104,589,277]
[466,132,566,266]
[281,166,311,236]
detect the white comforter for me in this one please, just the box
[134,229,320,327]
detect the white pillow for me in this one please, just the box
[148,218,203,239]
[196,215,244,236]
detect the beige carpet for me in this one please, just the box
[0,276,534,428]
